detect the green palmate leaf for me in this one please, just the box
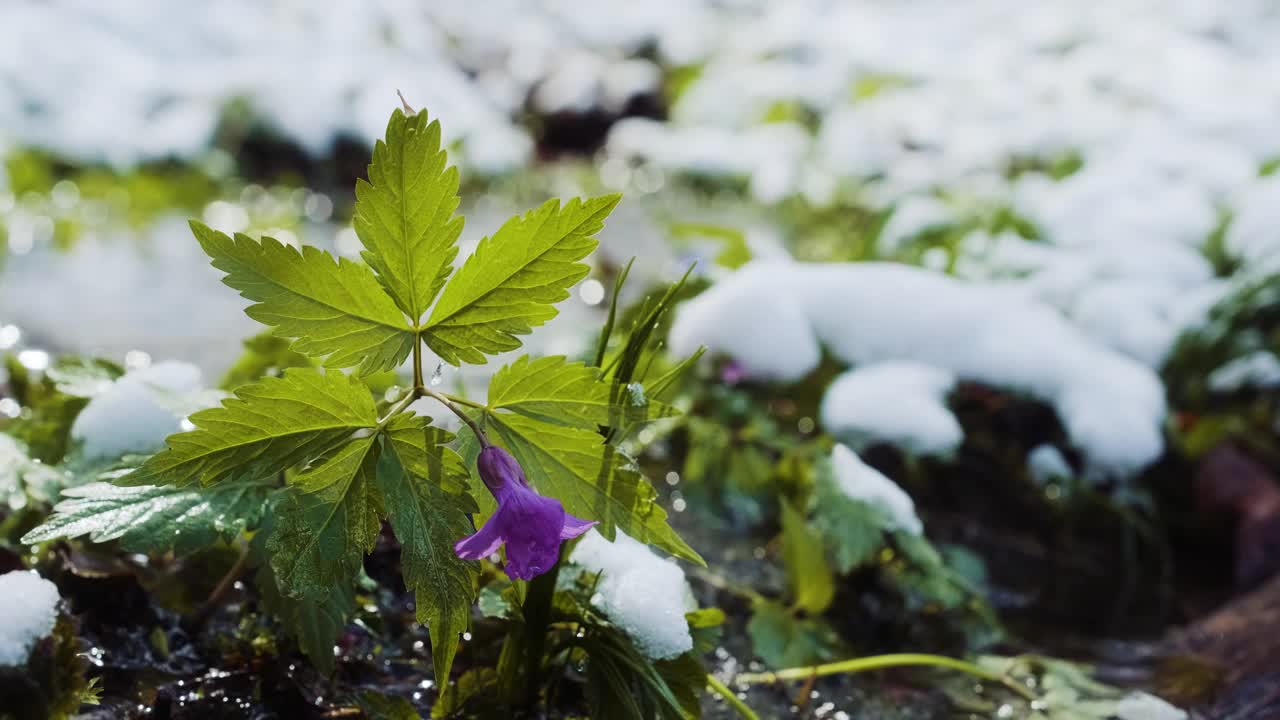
[255,557,355,675]
[382,412,470,494]
[377,431,478,682]
[811,475,891,574]
[747,601,840,669]
[780,499,835,614]
[423,194,621,365]
[267,435,384,598]
[191,221,414,375]
[21,480,270,555]
[486,355,677,430]
[119,369,377,488]
[482,412,701,565]
[354,108,463,323]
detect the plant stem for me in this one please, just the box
[690,566,767,605]
[519,545,566,708]
[412,336,424,390]
[706,674,760,720]
[734,653,1037,702]
[418,385,489,447]
[185,541,251,632]
[438,391,484,409]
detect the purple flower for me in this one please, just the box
[453,445,597,580]
[720,359,747,385]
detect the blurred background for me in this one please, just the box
[3,2,1280,717]
[3,0,1277,378]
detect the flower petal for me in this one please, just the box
[559,513,597,540]
[504,530,561,580]
[453,516,505,560]
[500,487,568,579]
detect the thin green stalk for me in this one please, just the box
[412,336,424,390]
[594,257,635,368]
[438,391,485,409]
[184,540,251,632]
[706,674,760,720]
[690,566,767,605]
[419,385,489,447]
[735,653,1036,702]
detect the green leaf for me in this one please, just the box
[356,690,421,720]
[746,601,840,669]
[487,355,676,430]
[481,412,701,565]
[582,627,692,720]
[191,221,414,375]
[21,480,270,555]
[1,435,68,508]
[219,331,313,390]
[685,608,725,656]
[377,427,478,682]
[382,412,470,495]
[119,369,377,488]
[255,555,355,675]
[646,347,706,403]
[267,435,384,598]
[780,499,835,614]
[3,356,89,465]
[431,668,501,719]
[354,109,464,323]
[811,475,891,574]
[423,194,621,365]
[44,357,123,398]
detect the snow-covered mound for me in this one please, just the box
[671,260,1167,477]
[822,362,961,457]
[71,360,217,459]
[830,444,923,535]
[0,571,61,666]
[570,529,695,660]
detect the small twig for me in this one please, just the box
[706,674,760,720]
[419,385,490,447]
[185,541,251,632]
[734,653,1037,702]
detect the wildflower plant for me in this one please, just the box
[24,104,701,687]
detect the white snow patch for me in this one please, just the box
[821,362,961,456]
[1225,175,1280,270]
[1027,444,1074,484]
[879,196,956,252]
[570,529,695,660]
[71,361,209,459]
[670,260,1167,477]
[0,571,61,667]
[830,444,922,535]
[1111,691,1188,720]
[1208,351,1280,393]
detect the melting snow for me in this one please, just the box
[71,360,212,459]
[570,529,695,660]
[671,260,1167,477]
[0,571,61,666]
[821,362,961,456]
[830,444,922,535]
